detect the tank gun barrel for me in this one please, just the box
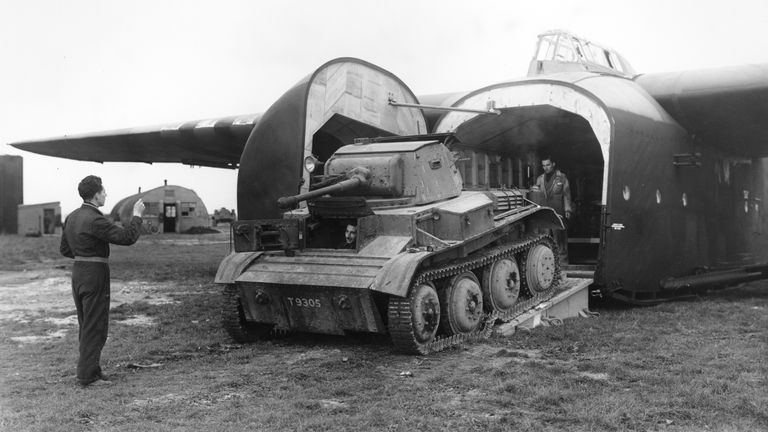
[277,168,370,209]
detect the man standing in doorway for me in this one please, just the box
[534,156,572,263]
[60,175,145,387]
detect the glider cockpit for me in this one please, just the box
[527,30,636,77]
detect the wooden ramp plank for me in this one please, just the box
[494,278,593,337]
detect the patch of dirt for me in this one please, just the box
[129,391,245,408]
[112,281,179,307]
[285,348,342,365]
[0,268,175,342]
[115,314,155,326]
[578,371,611,381]
[464,345,544,368]
[318,400,348,410]
[11,329,69,343]
[44,315,79,326]
[0,269,71,317]
[129,393,186,407]
[446,388,487,407]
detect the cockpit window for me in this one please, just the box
[607,51,625,73]
[585,42,612,69]
[535,34,558,60]
[555,41,579,62]
[536,34,582,62]
[531,30,635,77]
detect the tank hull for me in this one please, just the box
[236,279,387,335]
[234,251,389,334]
[218,204,565,352]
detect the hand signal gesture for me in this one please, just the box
[133,199,146,217]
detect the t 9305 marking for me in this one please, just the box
[286,297,321,308]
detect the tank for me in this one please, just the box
[215,135,565,354]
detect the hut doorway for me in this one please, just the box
[163,204,177,233]
[43,208,56,234]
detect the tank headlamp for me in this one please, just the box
[303,155,319,173]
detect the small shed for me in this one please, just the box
[17,201,61,236]
[110,183,210,234]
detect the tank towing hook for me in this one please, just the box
[277,167,371,209]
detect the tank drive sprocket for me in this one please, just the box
[222,284,281,342]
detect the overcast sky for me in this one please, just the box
[2,0,767,215]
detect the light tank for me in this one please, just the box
[215,134,564,354]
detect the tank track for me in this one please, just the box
[221,284,289,342]
[388,234,561,355]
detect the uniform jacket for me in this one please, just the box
[534,170,572,216]
[60,203,143,258]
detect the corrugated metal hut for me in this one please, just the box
[110,182,210,233]
[17,201,61,236]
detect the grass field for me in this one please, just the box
[0,233,766,431]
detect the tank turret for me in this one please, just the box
[278,139,464,211]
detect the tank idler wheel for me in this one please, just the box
[481,257,521,313]
[523,243,556,294]
[439,272,484,335]
[221,284,275,343]
[388,282,441,354]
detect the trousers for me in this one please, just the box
[71,261,110,384]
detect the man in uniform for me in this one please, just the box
[60,175,145,387]
[533,156,572,263]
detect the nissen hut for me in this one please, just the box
[110,182,210,233]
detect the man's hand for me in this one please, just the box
[133,199,145,217]
[565,210,572,219]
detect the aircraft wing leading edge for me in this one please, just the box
[9,114,261,169]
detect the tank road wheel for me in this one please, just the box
[481,258,521,313]
[439,272,484,335]
[388,282,441,354]
[523,244,557,294]
[221,284,274,343]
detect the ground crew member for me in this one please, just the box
[533,156,572,263]
[60,175,145,387]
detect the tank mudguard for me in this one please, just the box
[214,251,264,284]
[521,206,564,231]
[370,250,432,297]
